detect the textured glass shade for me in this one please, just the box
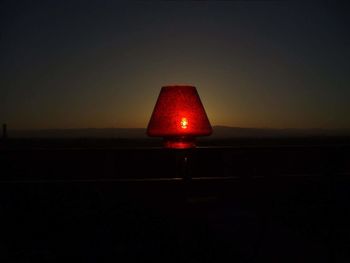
[147,85,212,148]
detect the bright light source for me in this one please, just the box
[181,117,188,129]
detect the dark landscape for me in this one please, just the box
[1,134,350,262]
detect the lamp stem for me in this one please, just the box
[176,149,191,182]
[183,155,190,182]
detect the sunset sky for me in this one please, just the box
[1,1,349,130]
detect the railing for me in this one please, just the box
[1,145,349,181]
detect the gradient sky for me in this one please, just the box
[1,1,349,129]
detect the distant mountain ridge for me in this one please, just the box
[212,126,350,138]
[9,128,147,138]
[7,126,350,138]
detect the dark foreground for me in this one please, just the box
[1,138,350,262]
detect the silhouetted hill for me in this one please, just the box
[9,128,147,138]
[7,126,350,138]
[211,126,350,138]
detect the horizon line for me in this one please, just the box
[5,125,350,131]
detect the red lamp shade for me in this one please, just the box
[147,85,212,148]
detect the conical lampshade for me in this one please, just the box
[147,85,212,148]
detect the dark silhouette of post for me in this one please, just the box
[2,123,7,140]
[176,149,192,182]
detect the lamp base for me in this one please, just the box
[163,137,196,149]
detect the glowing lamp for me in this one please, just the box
[147,85,212,148]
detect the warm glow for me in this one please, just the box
[147,85,212,148]
[181,117,188,129]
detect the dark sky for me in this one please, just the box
[1,1,349,129]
